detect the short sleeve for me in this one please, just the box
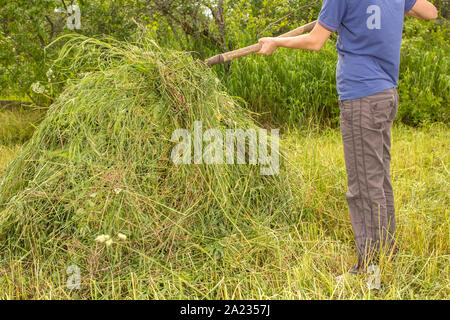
[318,0,347,32]
[405,0,417,12]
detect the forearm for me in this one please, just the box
[274,34,321,51]
[257,24,331,55]
[407,0,438,20]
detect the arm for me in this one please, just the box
[407,0,438,20]
[257,23,332,55]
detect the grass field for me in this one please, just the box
[0,107,448,300]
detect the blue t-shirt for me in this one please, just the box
[318,0,417,100]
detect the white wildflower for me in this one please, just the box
[114,188,123,195]
[105,239,114,247]
[117,233,127,241]
[31,81,45,94]
[46,68,54,82]
[95,234,110,243]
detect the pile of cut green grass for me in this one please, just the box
[0,36,298,298]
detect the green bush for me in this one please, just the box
[398,19,449,125]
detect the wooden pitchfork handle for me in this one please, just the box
[205,20,317,67]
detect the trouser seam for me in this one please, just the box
[350,99,367,259]
[359,98,375,256]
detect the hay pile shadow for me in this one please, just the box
[0,36,300,280]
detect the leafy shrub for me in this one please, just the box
[398,19,449,125]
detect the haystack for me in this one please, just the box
[0,36,297,283]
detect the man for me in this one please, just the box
[257,0,438,274]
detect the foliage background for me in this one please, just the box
[0,0,448,127]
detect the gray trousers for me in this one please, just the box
[339,88,399,266]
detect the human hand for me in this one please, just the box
[257,37,278,55]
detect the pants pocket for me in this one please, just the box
[339,100,353,123]
[370,96,395,128]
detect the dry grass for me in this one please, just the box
[282,124,449,299]
[0,145,21,176]
[0,107,42,146]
